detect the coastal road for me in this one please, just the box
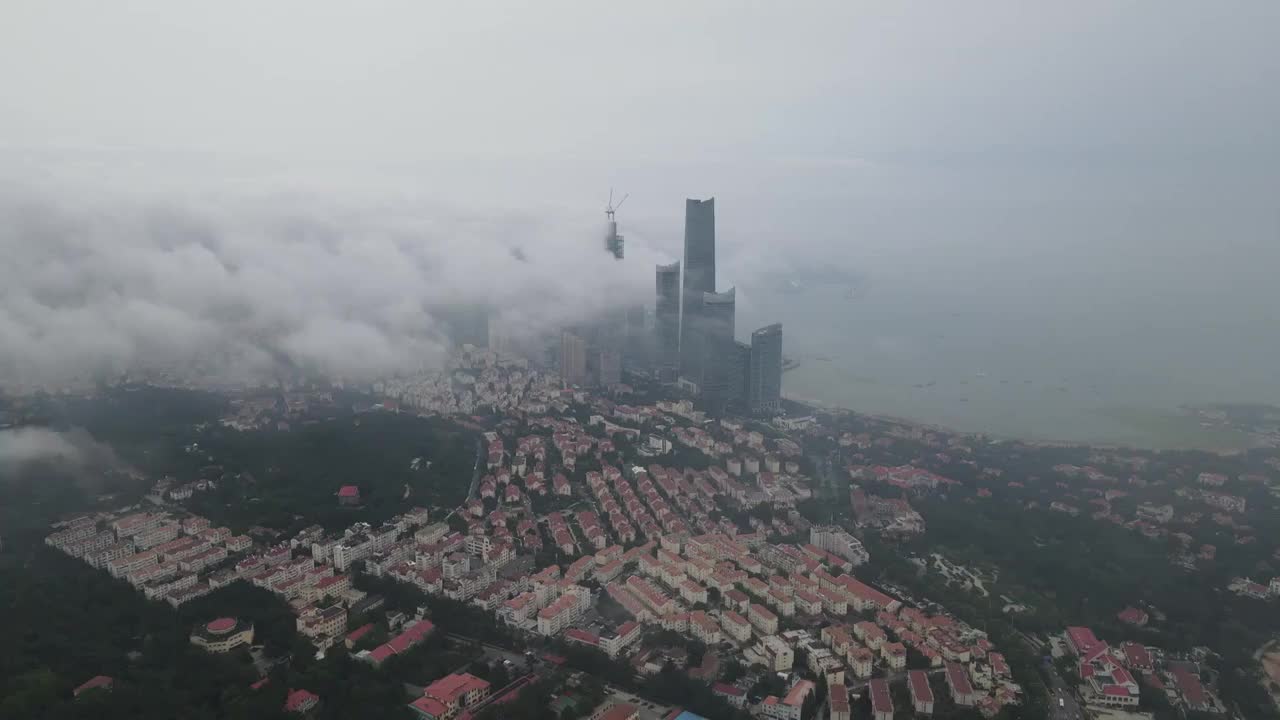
[466,437,484,502]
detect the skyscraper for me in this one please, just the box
[728,340,752,411]
[701,288,736,346]
[749,323,783,414]
[655,261,681,381]
[683,198,716,295]
[596,348,622,387]
[623,304,648,368]
[697,288,737,411]
[680,198,717,383]
[559,330,587,386]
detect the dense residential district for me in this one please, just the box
[8,344,1280,720]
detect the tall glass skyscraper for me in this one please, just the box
[682,198,716,295]
[680,198,716,382]
[654,196,780,416]
[655,261,681,380]
[728,340,752,411]
[697,287,736,410]
[749,323,783,413]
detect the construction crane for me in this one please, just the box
[605,189,628,260]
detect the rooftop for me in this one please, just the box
[410,695,448,717]
[908,669,934,703]
[946,661,975,695]
[423,672,490,704]
[284,688,319,712]
[869,679,893,713]
[206,617,238,634]
[598,703,639,720]
[784,679,815,707]
[74,675,114,697]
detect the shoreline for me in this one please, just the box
[782,393,1259,455]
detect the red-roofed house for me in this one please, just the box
[909,669,934,714]
[1120,642,1153,672]
[829,686,850,720]
[410,697,448,720]
[989,652,1010,677]
[313,573,351,599]
[748,603,778,635]
[759,679,813,720]
[565,628,601,650]
[285,689,320,713]
[1144,672,1165,691]
[838,575,900,613]
[387,632,420,654]
[1084,660,1139,708]
[1065,626,1102,656]
[1117,607,1149,627]
[591,704,639,720]
[409,672,491,719]
[362,619,435,665]
[337,485,360,506]
[344,623,375,649]
[882,642,907,671]
[1171,666,1212,712]
[366,644,396,666]
[869,678,894,720]
[74,675,114,697]
[713,682,746,709]
[946,662,977,706]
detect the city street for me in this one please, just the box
[1044,661,1087,720]
[447,633,539,677]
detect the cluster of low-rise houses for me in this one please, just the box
[362,377,1034,717]
[848,486,927,535]
[373,348,556,416]
[1032,461,1268,572]
[1060,625,1225,715]
[1227,575,1280,601]
[45,501,442,655]
[29,337,1280,720]
[45,508,252,608]
[375,516,1022,717]
[60,363,1272,719]
[374,471,1022,718]
[305,393,1023,718]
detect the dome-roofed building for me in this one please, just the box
[190,617,255,653]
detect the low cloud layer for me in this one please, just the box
[0,179,662,389]
[0,426,117,471]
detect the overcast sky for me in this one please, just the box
[4,2,1277,161]
[1,2,1278,389]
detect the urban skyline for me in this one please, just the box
[663,197,783,416]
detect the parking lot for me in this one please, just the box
[603,685,674,720]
